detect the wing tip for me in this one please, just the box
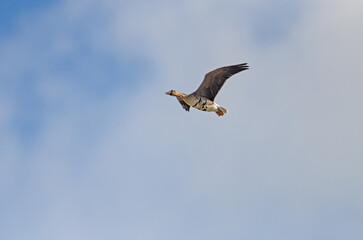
[239,62,249,70]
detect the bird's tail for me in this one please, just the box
[215,106,228,116]
[218,106,228,114]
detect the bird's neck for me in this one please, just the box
[173,91,187,98]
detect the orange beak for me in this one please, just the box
[165,91,171,95]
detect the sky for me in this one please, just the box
[1,0,363,239]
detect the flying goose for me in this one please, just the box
[165,63,249,116]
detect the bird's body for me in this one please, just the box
[166,63,249,116]
[182,93,226,113]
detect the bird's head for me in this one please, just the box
[165,90,176,96]
[165,90,186,98]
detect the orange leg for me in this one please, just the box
[216,111,224,117]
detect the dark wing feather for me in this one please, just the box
[177,97,190,111]
[194,63,249,101]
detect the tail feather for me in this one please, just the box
[218,106,228,113]
[216,106,228,116]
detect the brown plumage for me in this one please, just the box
[195,63,249,101]
[166,63,249,116]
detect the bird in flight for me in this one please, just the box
[165,63,249,116]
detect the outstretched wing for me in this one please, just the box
[194,63,249,101]
[177,97,190,111]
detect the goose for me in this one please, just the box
[165,63,249,116]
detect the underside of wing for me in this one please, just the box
[194,63,249,101]
[177,98,190,111]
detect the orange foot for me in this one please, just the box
[216,111,224,117]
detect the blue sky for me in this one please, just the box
[0,0,59,36]
[1,0,363,239]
